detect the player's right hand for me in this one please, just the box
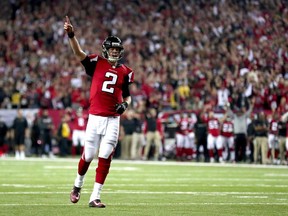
[64,16,74,34]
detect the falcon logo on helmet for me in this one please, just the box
[102,36,124,62]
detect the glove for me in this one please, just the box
[115,102,128,114]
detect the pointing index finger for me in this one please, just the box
[66,15,70,24]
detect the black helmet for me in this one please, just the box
[102,36,124,62]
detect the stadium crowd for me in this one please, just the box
[0,0,287,164]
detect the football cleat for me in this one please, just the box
[89,199,106,208]
[70,186,81,203]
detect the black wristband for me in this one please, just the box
[68,32,75,38]
[123,101,128,109]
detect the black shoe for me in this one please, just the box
[89,199,106,208]
[70,186,81,203]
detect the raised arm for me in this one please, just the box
[245,97,255,117]
[281,111,288,122]
[64,16,87,61]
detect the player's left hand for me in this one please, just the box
[115,102,128,114]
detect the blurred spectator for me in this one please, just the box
[0,0,286,114]
[216,78,230,111]
[131,110,145,160]
[120,109,135,160]
[194,110,208,162]
[143,108,163,160]
[247,113,256,163]
[57,113,71,157]
[278,114,287,165]
[227,99,254,163]
[114,124,125,159]
[30,113,41,156]
[253,111,269,164]
[0,116,8,157]
[39,109,54,158]
[12,109,28,159]
[280,111,288,164]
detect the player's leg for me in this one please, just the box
[186,132,195,160]
[260,137,268,164]
[219,136,227,161]
[79,130,85,155]
[207,134,215,162]
[253,138,260,163]
[285,137,288,164]
[89,116,120,208]
[144,132,153,160]
[71,130,78,157]
[273,136,280,164]
[19,132,26,159]
[228,137,235,162]
[278,137,286,165]
[267,134,273,163]
[130,132,137,160]
[215,136,223,162]
[131,132,142,160]
[70,115,101,203]
[14,136,20,159]
[175,133,184,160]
[153,131,162,160]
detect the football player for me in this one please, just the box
[64,16,134,208]
[206,111,223,163]
[267,112,279,164]
[174,113,196,161]
[220,115,234,162]
[280,111,288,164]
[71,107,87,157]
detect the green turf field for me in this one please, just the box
[0,158,287,216]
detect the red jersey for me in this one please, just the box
[73,116,87,131]
[176,117,190,135]
[221,120,234,137]
[81,54,134,116]
[207,118,220,137]
[269,119,278,135]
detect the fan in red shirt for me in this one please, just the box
[64,16,134,208]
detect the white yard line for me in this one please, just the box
[0,202,288,206]
[1,183,288,188]
[1,157,288,169]
[1,191,288,195]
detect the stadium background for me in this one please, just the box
[0,0,287,159]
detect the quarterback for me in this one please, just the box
[64,16,134,208]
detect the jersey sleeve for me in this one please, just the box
[81,54,99,77]
[122,68,134,98]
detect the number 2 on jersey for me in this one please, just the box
[102,72,118,93]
